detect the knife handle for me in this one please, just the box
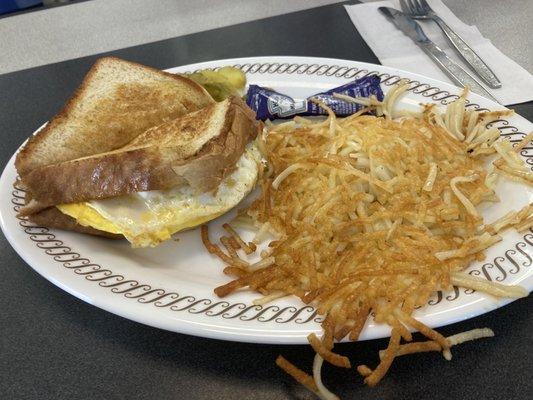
[433,16,501,89]
[420,41,499,103]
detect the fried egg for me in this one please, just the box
[57,144,260,247]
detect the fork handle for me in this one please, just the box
[419,41,499,103]
[432,16,501,89]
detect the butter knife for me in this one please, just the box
[378,6,498,103]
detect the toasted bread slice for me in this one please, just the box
[15,57,213,178]
[21,96,261,214]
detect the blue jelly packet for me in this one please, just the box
[245,76,383,120]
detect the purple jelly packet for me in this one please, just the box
[245,76,383,120]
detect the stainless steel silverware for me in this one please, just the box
[378,7,499,103]
[400,0,501,88]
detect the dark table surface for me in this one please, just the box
[1,2,531,400]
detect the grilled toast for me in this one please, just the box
[15,57,218,235]
[20,97,261,219]
[15,57,214,178]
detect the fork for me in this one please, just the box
[400,0,501,88]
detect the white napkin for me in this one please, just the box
[345,0,533,105]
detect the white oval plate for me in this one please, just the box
[1,56,532,344]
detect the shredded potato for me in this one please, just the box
[313,354,340,400]
[378,328,494,360]
[202,83,532,398]
[276,356,318,394]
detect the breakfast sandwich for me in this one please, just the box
[15,57,262,247]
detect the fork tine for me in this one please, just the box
[419,0,432,13]
[406,0,418,15]
[399,0,410,14]
[413,0,424,14]
[418,0,428,14]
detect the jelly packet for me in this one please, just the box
[245,75,383,120]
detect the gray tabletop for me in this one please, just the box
[1,3,531,400]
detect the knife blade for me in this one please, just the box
[378,7,499,103]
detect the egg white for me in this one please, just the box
[57,143,260,247]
